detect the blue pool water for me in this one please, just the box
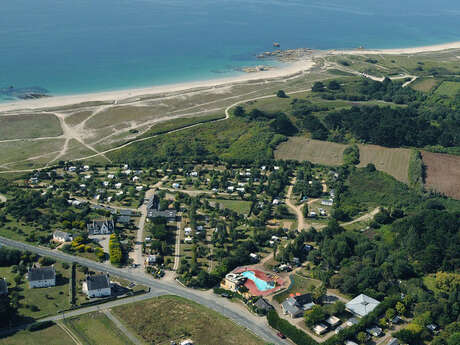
[242,271,275,291]
[1,0,460,100]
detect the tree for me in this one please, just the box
[302,204,309,218]
[233,105,245,117]
[356,331,368,344]
[328,80,340,90]
[312,82,325,92]
[277,90,288,98]
[386,308,396,321]
[304,305,325,327]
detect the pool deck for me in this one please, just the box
[233,267,285,297]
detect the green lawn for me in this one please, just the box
[211,198,252,215]
[65,312,135,345]
[273,274,321,303]
[112,295,265,345]
[0,324,72,345]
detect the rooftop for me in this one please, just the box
[346,294,380,317]
[28,266,55,282]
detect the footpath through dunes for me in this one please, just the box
[275,137,411,183]
[422,151,460,200]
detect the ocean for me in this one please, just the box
[1,0,459,100]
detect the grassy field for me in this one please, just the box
[434,81,460,97]
[0,139,65,169]
[64,110,93,127]
[0,324,72,345]
[65,312,134,345]
[112,295,265,345]
[141,113,226,137]
[410,77,441,92]
[0,113,62,141]
[211,198,252,215]
[422,151,460,199]
[273,274,321,303]
[358,144,411,183]
[275,137,346,166]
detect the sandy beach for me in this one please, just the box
[1,40,460,113]
[0,60,314,112]
[331,40,460,55]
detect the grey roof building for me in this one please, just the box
[87,219,114,235]
[147,194,176,220]
[86,274,110,291]
[346,294,380,318]
[27,266,56,288]
[254,297,273,312]
[117,215,131,224]
[281,293,315,318]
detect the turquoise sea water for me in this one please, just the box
[1,0,460,100]
[242,270,275,291]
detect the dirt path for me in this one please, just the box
[130,176,168,269]
[173,220,181,271]
[0,84,315,175]
[285,179,306,231]
[57,321,83,345]
[341,207,380,227]
[102,309,143,345]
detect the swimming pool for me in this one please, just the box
[241,270,275,291]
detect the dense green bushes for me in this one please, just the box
[267,310,318,345]
[408,150,425,191]
[343,145,360,165]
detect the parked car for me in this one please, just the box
[277,332,286,339]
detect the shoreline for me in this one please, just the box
[1,40,460,112]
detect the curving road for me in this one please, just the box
[0,236,289,345]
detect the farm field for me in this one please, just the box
[275,137,411,183]
[275,137,346,166]
[422,151,460,199]
[112,295,265,345]
[357,144,411,183]
[0,324,72,345]
[0,113,62,141]
[65,312,135,345]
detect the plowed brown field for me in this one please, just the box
[422,151,460,199]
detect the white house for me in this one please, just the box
[53,230,73,243]
[313,323,328,335]
[172,183,180,189]
[107,174,115,179]
[321,199,334,207]
[115,183,122,189]
[184,237,193,244]
[27,266,56,288]
[82,274,111,298]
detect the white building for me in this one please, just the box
[82,274,111,298]
[52,230,73,243]
[27,266,56,288]
[346,294,380,318]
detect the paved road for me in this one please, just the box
[0,236,288,345]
